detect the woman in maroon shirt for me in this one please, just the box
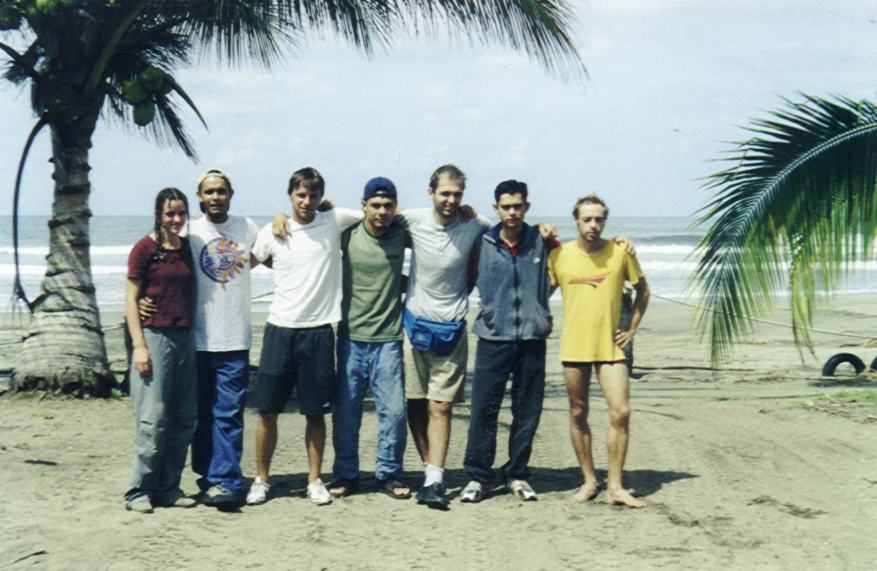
[123,187,198,514]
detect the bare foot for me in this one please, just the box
[327,480,357,498]
[569,482,599,503]
[604,488,646,508]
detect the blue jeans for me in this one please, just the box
[333,339,407,482]
[192,350,248,495]
[126,328,197,505]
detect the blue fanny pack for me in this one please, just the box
[403,309,466,355]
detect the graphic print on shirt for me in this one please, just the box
[568,272,611,288]
[199,237,247,287]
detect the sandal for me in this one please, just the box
[507,479,537,501]
[377,478,412,500]
[327,478,359,498]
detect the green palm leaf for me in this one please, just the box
[692,95,877,364]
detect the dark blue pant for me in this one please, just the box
[464,339,546,484]
[192,350,248,495]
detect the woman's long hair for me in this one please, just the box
[152,187,189,243]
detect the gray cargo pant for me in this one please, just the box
[125,327,197,506]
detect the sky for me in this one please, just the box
[2,0,876,218]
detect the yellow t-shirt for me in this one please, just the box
[548,240,644,362]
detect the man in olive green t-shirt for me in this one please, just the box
[329,177,412,500]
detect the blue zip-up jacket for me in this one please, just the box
[471,223,553,341]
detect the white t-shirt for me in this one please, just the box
[188,214,260,352]
[400,209,491,322]
[251,208,362,328]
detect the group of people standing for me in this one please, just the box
[123,163,649,514]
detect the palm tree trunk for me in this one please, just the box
[13,120,113,396]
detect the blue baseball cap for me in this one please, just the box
[363,176,397,200]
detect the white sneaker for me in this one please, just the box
[460,480,484,503]
[307,479,333,506]
[246,477,270,506]
[507,479,537,501]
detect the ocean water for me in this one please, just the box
[2,215,876,312]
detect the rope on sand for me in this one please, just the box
[649,293,877,342]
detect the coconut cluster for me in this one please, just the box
[122,66,174,127]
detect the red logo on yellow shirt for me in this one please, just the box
[568,272,610,288]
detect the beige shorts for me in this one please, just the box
[404,332,468,403]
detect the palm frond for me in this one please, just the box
[1,40,40,84]
[691,94,877,364]
[11,115,49,312]
[150,93,198,160]
[391,1,584,78]
[85,0,150,96]
[165,76,207,129]
[203,1,586,77]
[110,26,191,79]
[277,0,392,54]
[176,0,287,66]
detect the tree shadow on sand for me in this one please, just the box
[808,378,876,388]
[242,467,698,506]
[439,466,698,498]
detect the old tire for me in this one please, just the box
[821,353,866,376]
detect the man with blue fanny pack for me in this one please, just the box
[403,310,467,355]
[398,164,491,510]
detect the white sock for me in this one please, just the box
[424,463,444,486]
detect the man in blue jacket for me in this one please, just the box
[460,180,556,503]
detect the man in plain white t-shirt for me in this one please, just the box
[245,167,362,507]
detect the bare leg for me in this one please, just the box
[407,398,430,464]
[255,413,278,482]
[596,362,645,508]
[564,364,598,503]
[427,400,453,468]
[305,414,326,484]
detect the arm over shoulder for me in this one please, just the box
[475,213,492,232]
[333,207,364,231]
[396,208,429,228]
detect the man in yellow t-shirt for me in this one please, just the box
[547,193,650,508]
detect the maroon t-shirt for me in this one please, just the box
[127,235,194,328]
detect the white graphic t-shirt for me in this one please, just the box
[188,214,260,351]
[251,208,362,328]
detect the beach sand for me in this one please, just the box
[1,300,875,569]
